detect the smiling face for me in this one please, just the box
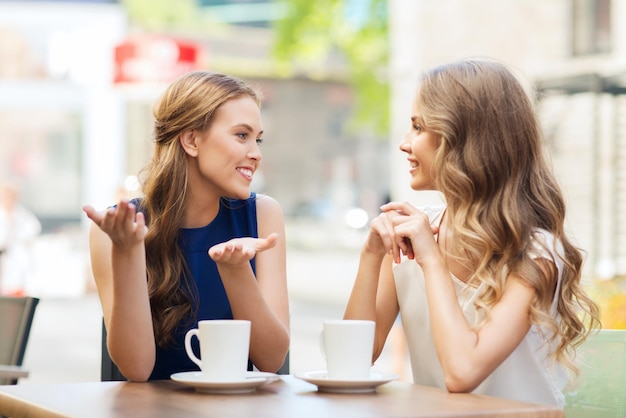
[186,95,264,201]
[399,98,440,191]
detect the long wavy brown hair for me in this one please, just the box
[138,71,261,347]
[416,59,600,371]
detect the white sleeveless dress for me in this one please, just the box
[393,205,568,408]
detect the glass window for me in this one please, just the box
[0,107,82,232]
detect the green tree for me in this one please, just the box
[120,0,199,30]
[119,0,389,134]
[272,0,389,135]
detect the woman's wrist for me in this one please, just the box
[360,246,387,263]
[418,252,447,277]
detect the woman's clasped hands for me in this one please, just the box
[367,202,440,264]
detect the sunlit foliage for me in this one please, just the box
[120,0,199,30]
[272,0,389,135]
[119,0,390,135]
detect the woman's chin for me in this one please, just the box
[224,188,252,200]
[410,180,436,192]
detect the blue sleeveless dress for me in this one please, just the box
[133,194,258,380]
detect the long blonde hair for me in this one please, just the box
[139,71,261,347]
[416,59,600,370]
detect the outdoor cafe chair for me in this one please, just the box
[101,319,290,381]
[564,329,626,418]
[0,296,39,385]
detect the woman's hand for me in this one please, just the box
[209,233,278,265]
[379,202,439,265]
[83,199,154,381]
[82,200,148,249]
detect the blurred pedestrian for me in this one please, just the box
[343,58,601,408]
[83,71,289,382]
[0,180,41,296]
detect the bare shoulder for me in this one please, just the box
[255,194,285,239]
[255,194,284,217]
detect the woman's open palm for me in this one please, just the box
[209,233,278,266]
[82,200,148,249]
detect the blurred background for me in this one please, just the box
[0,0,624,384]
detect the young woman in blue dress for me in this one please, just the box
[83,71,289,381]
[344,59,600,407]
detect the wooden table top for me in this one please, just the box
[0,375,564,418]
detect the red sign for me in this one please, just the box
[114,36,203,84]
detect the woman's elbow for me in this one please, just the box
[444,377,479,394]
[442,364,483,393]
[112,355,155,382]
[125,373,150,383]
[253,334,290,373]
[255,352,289,374]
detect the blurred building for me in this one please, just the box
[0,0,386,293]
[389,0,626,279]
[0,0,390,235]
[2,0,624,291]
[0,0,126,231]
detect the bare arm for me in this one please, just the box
[83,201,155,382]
[383,201,536,392]
[208,195,289,372]
[423,259,533,392]
[343,210,402,362]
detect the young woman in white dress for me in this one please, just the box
[344,59,601,408]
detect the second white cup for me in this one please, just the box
[320,319,375,380]
[184,319,251,381]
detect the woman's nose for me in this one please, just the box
[399,133,411,153]
[248,143,262,161]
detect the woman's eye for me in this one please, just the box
[236,133,247,140]
[413,124,422,132]
[256,138,264,145]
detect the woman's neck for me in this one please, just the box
[181,193,221,229]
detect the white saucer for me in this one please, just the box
[170,371,280,394]
[294,370,399,393]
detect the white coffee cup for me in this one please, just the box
[184,319,251,381]
[320,319,375,380]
